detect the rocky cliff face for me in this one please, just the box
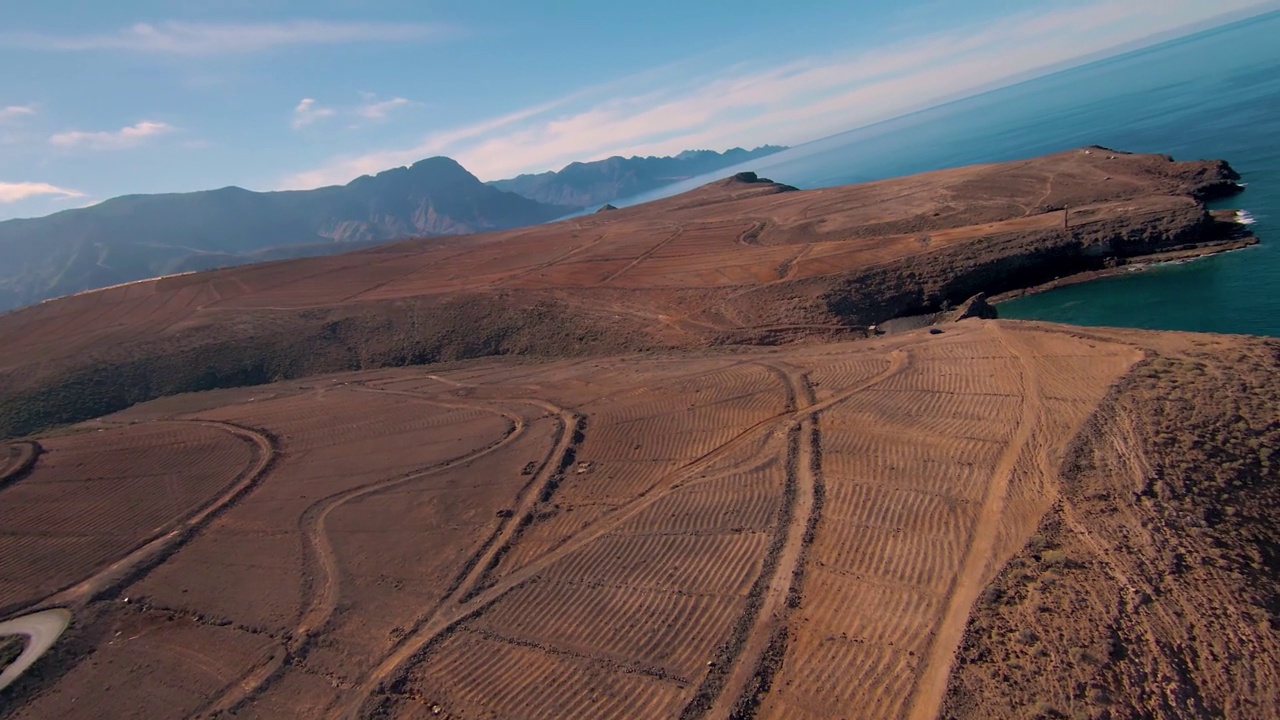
[817,198,1224,327]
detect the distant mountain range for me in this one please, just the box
[487,146,787,206]
[0,146,786,312]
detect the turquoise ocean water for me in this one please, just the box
[628,12,1280,336]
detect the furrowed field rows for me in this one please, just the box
[816,521,968,593]
[760,615,923,720]
[493,402,787,578]
[874,357,1021,395]
[592,386,785,428]
[585,424,759,463]
[297,417,562,682]
[648,221,758,256]
[587,373,784,415]
[822,483,976,538]
[827,388,1020,444]
[802,569,944,649]
[807,357,895,395]
[820,442,997,502]
[404,631,687,720]
[468,577,748,680]
[127,397,518,637]
[538,531,770,594]
[610,463,785,535]
[1025,353,1141,402]
[532,468,672,515]
[0,423,254,610]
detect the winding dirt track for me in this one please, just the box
[1,320,1182,720]
[703,365,819,719]
[334,349,914,719]
[196,395,545,718]
[39,420,275,611]
[904,325,1043,720]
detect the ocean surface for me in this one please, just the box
[625,11,1280,336]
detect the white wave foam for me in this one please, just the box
[1235,210,1257,225]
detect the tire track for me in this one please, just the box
[601,224,684,284]
[337,351,912,719]
[352,383,582,606]
[40,420,276,612]
[196,397,529,718]
[904,323,1043,720]
[495,233,608,287]
[691,363,820,720]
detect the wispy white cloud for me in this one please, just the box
[1,20,451,56]
[292,95,418,131]
[0,181,84,203]
[0,104,36,122]
[50,120,175,150]
[292,98,336,129]
[356,96,413,121]
[280,0,1271,188]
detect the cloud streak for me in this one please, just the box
[292,98,335,129]
[0,181,84,203]
[50,121,175,150]
[0,105,36,122]
[280,0,1272,188]
[292,95,417,131]
[2,20,450,55]
[356,96,413,121]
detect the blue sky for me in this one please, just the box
[0,0,1273,221]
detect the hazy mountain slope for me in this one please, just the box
[0,157,570,312]
[487,146,787,207]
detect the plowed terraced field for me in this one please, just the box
[6,318,1272,719]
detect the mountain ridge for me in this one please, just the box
[0,148,789,312]
[487,145,787,207]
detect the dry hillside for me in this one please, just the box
[0,147,1251,438]
[0,320,1275,719]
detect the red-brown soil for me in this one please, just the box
[0,423,259,615]
[0,148,1250,439]
[942,330,1280,719]
[1,320,1275,719]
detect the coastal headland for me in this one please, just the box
[0,146,1254,438]
[0,146,1274,719]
